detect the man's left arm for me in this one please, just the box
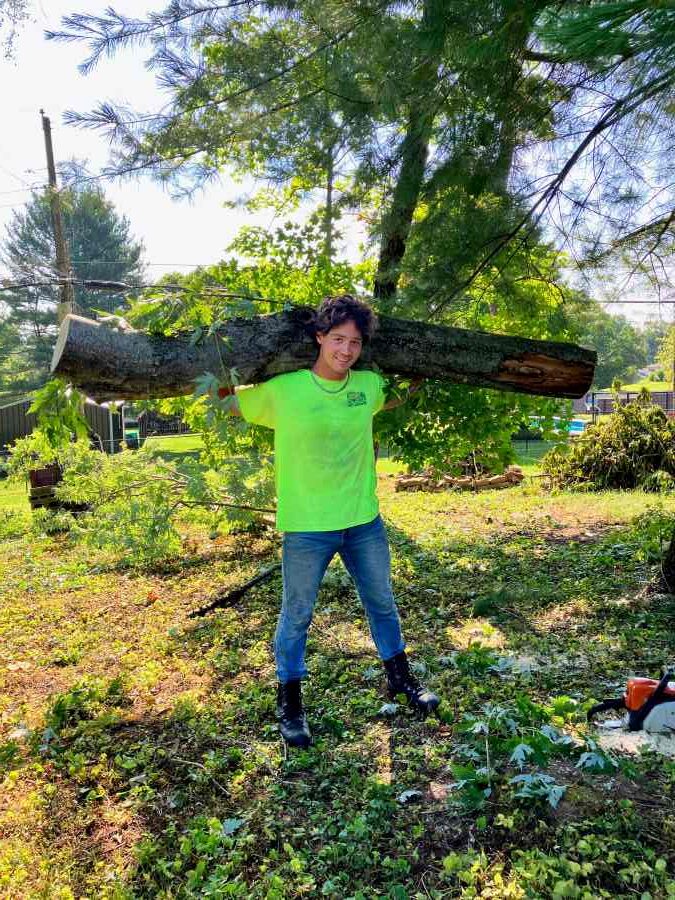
[381,377,425,411]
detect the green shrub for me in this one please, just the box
[543,397,675,490]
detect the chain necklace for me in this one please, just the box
[310,368,351,394]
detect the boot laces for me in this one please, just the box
[403,671,423,698]
[393,656,423,696]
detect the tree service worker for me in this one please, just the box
[228,294,440,747]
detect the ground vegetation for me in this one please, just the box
[544,396,675,491]
[2,463,675,897]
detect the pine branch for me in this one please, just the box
[430,64,675,317]
[46,3,251,75]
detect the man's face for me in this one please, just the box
[316,318,363,376]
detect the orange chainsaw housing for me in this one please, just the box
[625,677,675,712]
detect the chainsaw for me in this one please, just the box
[587,670,675,733]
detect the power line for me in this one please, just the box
[3,273,675,304]
[0,276,297,307]
[0,185,44,197]
[69,259,228,267]
[0,201,32,210]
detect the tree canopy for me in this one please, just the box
[536,1,675,269]
[49,1,564,310]
[48,0,675,299]
[566,298,649,390]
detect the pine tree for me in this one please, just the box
[536,1,675,263]
[48,1,557,311]
[1,176,144,396]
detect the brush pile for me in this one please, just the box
[543,398,675,491]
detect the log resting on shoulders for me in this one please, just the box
[51,307,596,402]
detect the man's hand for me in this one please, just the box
[216,384,241,416]
[381,377,425,411]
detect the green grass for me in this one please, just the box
[376,457,406,476]
[140,435,552,478]
[0,477,29,512]
[613,381,672,392]
[2,478,675,896]
[143,432,205,461]
[512,439,562,477]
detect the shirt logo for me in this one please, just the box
[347,391,367,407]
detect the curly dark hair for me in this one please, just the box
[313,294,378,344]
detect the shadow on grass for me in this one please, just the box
[8,506,675,896]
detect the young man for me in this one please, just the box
[230,294,439,747]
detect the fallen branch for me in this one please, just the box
[395,465,524,492]
[189,563,282,617]
[52,308,596,401]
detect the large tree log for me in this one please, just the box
[51,307,596,401]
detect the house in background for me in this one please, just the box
[138,409,191,440]
[0,396,124,455]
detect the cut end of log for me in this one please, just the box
[50,313,81,375]
[494,351,595,399]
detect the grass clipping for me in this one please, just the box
[544,395,675,491]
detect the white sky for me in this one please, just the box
[0,1,672,326]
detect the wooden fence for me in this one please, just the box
[0,398,124,455]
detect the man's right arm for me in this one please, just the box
[228,380,276,428]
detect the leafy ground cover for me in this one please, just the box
[2,474,675,897]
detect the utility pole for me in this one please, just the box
[40,109,76,324]
[672,308,675,415]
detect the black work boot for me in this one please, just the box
[383,651,440,715]
[276,680,312,748]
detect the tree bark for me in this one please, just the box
[51,308,596,402]
[372,0,450,307]
[373,106,433,307]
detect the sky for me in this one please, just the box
[0,0,302,279]
[0,1,672,327]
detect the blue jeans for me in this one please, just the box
[275,515,406,682]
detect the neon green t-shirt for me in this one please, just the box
[236,369,386,532]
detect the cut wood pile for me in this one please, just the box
[395,465,524,492]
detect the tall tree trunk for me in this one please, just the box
[373,0,450,309]
[487,3,533,198]
[324,145,334,265]
[374,107,433,308]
